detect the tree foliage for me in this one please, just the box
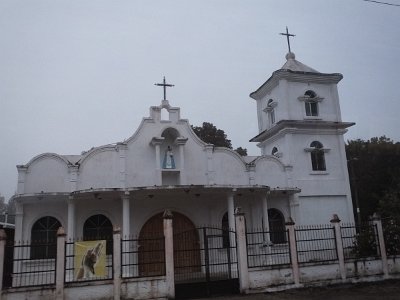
[191,122,247,156]
[346,136,400,221]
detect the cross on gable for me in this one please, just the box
[154,76,174,101]
[280,26,295,53]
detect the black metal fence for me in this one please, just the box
[341,223,380,261]
[121,236,165,278]
[3,241,56,288]
[174,227,238,283]
[246,228,291,268]
[295,225,338,264]
[65,238,113,283]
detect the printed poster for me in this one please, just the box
[74,240,106,280]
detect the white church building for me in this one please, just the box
[13,49,355,250]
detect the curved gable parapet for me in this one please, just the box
[25,153,71,169]
[23,153,70,193]
[213,148,248,185]
[184,120,212,147]
[78,144,118,168]
[252,155,287,171]
[213,147,247,168]
[253,155,288,187]
[125,117,154,144]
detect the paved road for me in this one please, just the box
[195,279,400,300]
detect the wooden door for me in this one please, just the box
[138,211,200,276]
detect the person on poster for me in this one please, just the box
[75,241,104,280]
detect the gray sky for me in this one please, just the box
[1,0,399,200]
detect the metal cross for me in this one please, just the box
[280,26,295,53]
[154,76,174,101]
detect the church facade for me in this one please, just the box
[13,51,355,249]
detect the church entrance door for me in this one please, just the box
[138,211,201,277]
[174,227,239,299]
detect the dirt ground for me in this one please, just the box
[196,279,400,300]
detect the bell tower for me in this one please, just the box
[249,29,355,224]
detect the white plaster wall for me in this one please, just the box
[22,201,67,241]
[254,157,287,188]
[24,157,69,193]
[298,196,351,224]
[78,149,120,190]
[213,151,248,185]
[249,267,293,289]
[65,282,113,300]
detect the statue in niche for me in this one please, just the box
[162,146,175,169]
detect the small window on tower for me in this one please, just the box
[304,90,318,117]
[272,147,278,156]
[310,141,326,171]
[264,99,277,126]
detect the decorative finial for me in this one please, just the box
[280,26,295,55]
[154,76,174,101]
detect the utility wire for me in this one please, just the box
[362,0,400,6]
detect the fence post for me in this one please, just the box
[56,227,66,300]
[113,226,121,300]
[163,210,175,299]
[285,218,300,286]
[330,214,346,280]
[0,229,7,299]
[372,213,389,278]
[234,208,249,293]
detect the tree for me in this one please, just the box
[346,136,400,221]
[191,122,232,148]
[191,122,248,156]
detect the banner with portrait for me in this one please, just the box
[74,240,106,280]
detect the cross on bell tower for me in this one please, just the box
[154,76,174,101]
[280,26,295,53]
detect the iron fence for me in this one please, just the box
[246,228,291,268]
[174,227,238,283]
[3,240,56,288]
[295,224,337,264]
[382,218,400,256]
[121,235,165,278]
[65,238,113,283]
[341,223,380,261]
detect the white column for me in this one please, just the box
[155,143,162,185]
[122,192,130,238]
[227,191,236,251]
[286,218,300,286]
[235,210,249,293]
[372,214,389,278]
[14,201,23,242]
[262,192,270,232]
[67,196,75,241]
[113,226,122,300]
[163,212,175,299]
[0,229,6,293]
[227,192,235,231]
[55,227,66,300]
[330,214,346,281]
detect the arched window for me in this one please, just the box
[268,209,286,244]
[31,216,61,259]
[267,99,276,125]
[304,90,318,117]
[222,212,230,248]
[83,214,113,254]
[271,147,278,156]
[310,141,326,171]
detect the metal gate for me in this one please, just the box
[174,227,239,299]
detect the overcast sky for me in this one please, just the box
[1,0,399,200]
